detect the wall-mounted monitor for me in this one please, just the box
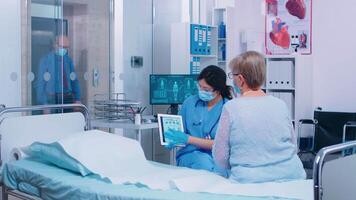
[149,74,198,105]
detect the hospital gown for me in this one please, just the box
[213,95,306,183]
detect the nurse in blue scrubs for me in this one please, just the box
[165,65,233,176]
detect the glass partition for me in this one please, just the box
[23,0,112,113]
[30,1,68,108]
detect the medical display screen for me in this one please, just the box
[150,74,198,105]
[157,114,184,146]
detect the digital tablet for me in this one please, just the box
[157,114,184,146]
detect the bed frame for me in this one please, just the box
[313,140,356,200]
[1,104,356,200]
[0,104,90,200]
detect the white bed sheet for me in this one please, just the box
[172,175,313,200]
[58,130,313,199]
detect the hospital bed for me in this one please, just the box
[0,104,355,200]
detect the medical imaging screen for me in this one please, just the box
[160,115,183,143]
[150,74,198,105]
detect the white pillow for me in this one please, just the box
[57,130,149,179]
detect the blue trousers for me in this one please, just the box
[176,150,228,177]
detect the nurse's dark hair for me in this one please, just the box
[198,65,233,100]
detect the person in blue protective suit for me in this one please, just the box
[35,35,81,109]
[164,65,233,177]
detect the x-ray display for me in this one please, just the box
[150,74,198,105]
[162,117,181,131]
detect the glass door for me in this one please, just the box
[61,0,112,109]
[30,1,67,108]
[24,0,112,112]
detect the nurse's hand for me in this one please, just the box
[164,129,189,146]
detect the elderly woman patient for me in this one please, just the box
[213,51,306,183]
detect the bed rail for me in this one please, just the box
[313,140,356,200]
[0,104,91,200]
[0,104,91,130]
[0,104,91,167]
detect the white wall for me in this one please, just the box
[0,1,21,107]
[153,0,182,74]
[113,0,154,159]
[234,0,265,54]
[200,0,215,25]
[312,0,356,112]
[114,0,124,93]
[122,0,152,106]
[215,0,235,8]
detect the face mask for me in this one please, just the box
[56,48,67,56]
[198,90,216,102]
[233,82,241,96]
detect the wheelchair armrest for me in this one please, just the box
[345,121,356,126]
[299,119,317,124]
[297,119,317,152]
[343,121,356,143]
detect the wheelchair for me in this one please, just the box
[297,108,356,177]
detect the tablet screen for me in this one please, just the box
[157,114,184,145]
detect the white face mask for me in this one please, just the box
[198,90,216,102]
[56,48,67,56]
[233,82,241,96]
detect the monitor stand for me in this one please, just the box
[170,104,179,115]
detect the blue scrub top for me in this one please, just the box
[176,95,227,158]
